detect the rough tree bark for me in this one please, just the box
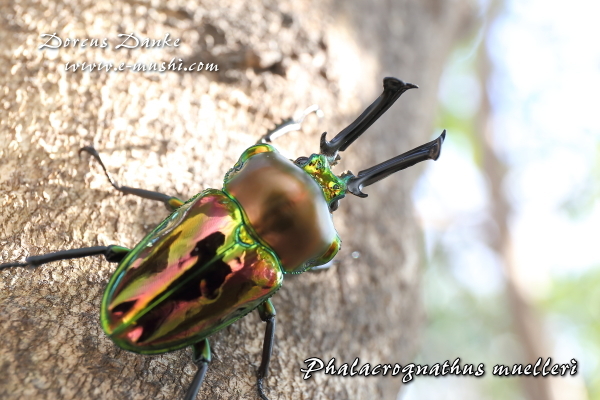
[0,0,474,399]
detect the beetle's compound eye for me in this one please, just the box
[294,156,309,166]
[329,200,339,212]
[328,182,340,191]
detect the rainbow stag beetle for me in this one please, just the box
[1,77,445,400]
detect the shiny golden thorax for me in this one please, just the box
[223,144,343,273]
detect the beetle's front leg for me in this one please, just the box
[256,298,276,400]
[257,105,323,144]
[307,259,338,272]
[79,146,184,211]
[183,339,211,400]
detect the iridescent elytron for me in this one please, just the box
[102,189,283,354]
[1,78,445,400]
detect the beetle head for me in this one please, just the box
[294,154,346,212]
[306,77,446,206]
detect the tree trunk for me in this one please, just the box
[0,0,474,399]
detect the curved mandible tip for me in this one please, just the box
[430,129,446,160]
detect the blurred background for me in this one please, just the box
[406,0,600,399]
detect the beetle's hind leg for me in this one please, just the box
[0,245,130,270]
[183,339,211,400]
[257,105,323,144]
[256,299,277,400]
[79,146,184,211]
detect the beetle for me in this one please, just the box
[1,77,445,400]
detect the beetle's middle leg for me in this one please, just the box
[79,146,184,211]
[183,339,211,400]
[256,298,277,400]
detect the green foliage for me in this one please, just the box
[561,142,600,220]
[435,43,485,169]
[416,240,524,400]
[540,268,600,399]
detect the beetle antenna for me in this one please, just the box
[343,130,445,198]
[257,105,324,144]
[320,77,417,162]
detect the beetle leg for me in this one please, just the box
[0,245,130,270]
[307,259,338,272]
[256,299,277,400]
[79,146,184,211]
[257,105,323,144]
[183,339,211,400]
